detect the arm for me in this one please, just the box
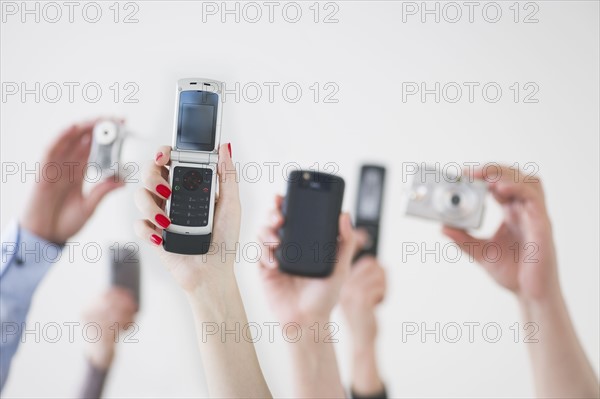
[0,223,57,390]
[78,288,137,399]
[340,256,387,399]
[1,120,122,391]
[258,195,358,398]
[444,165,599,399]
[520,293,599,399]
[134,144,270,398]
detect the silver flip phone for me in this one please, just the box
[162,78,223,254]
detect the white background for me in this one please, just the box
[1,1,598,398]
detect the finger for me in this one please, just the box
[109,288,137,311]
[134,219,163,246]
[275,194,284,210]
[217,143,240,206]
[489,178,542,205]
[268,208,284,229]
[332,213,356,280]
[257,228,280,269]
[155,146,172,166]
[142,160,172,200]
[352,228,370,259]
[442,226,486,264]
[135,188,171,230]
[84,180,124,214]
[47,119,98,159]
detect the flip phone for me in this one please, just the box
[163,78,223,254]
[355,165,386,259]
[276,170,345,277]
[355,165,385,259]
[110,244,140,306]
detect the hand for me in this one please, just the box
[340,255,386,347]
[134,143,240,293]
[258,195,358,326]
[21,120,124,244]
[83,288,138,370]
[443,165,559,303]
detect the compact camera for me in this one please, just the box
[88,120,128,175]
[405,165,487,229]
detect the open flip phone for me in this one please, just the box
[162,78,223,255]
[355,165,386,259]
[276,170,345,277]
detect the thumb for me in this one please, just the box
[332,213,356,280]
[217,143,239,206]
[442,226,487,264]
[85,179,124,214]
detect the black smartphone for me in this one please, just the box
[276,170,345,277]
[110,244,140,306]
[355,165,386,259]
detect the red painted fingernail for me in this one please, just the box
[155,152,163,162]
[156,184,171,198]
[227,143,232,158]
[150,234,162,245]
[155,214,170,228]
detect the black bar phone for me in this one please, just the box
[110,244,140,306]
[276,170,345,277]
[355,165,386,259]
[163,78,223,255]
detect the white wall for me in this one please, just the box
[1,1,598,398]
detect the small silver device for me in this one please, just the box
[163,78,223,254]
[89,120,127,175]
[405,165,487,229]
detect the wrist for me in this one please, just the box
[185,273,241,320]
[87,345,115,370]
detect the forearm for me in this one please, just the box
[520,292,599,398]
[187,276,271,399]
[288,319,346,398]
[351,342,385,398]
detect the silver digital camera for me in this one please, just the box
[405,165,487,229]
[88,120,128,176]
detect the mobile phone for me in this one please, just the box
[163,78,223,254]
[355,165,386,259]
[276,170,345,277]
[110,244,140,306]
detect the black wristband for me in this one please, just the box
[350,385,387,399]
[162,230,212,255]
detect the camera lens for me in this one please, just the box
[451,194,461,206]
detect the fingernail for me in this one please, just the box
[156,184,171,198]
[150,234,162,245]
[227,143,232,158]
[155,152,163,162]
[155,214,170,228]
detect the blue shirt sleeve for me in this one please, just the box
[0,221,61,391]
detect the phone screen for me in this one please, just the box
[358,168,384,221]
[176,90,218,151]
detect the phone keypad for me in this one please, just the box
[169,167,213,227]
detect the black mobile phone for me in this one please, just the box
[276,170,345,277]
[355,165,386,259]
[162,78,223,255]
[110,244,140,306]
